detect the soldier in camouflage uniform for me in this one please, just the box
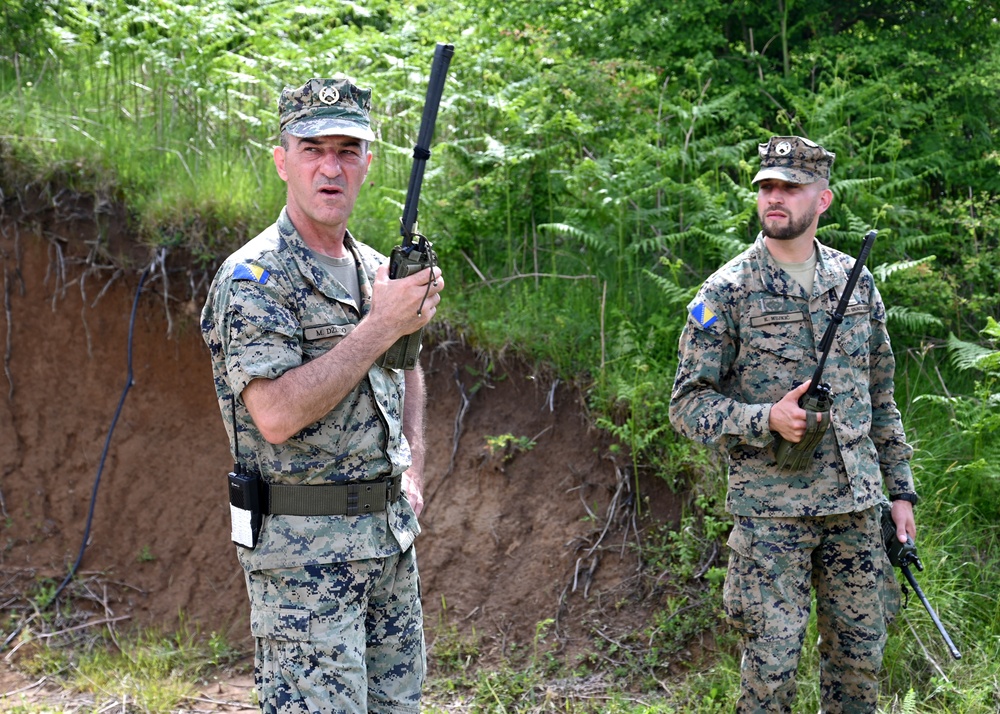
[201,77,444,713]
[669,136,918,713]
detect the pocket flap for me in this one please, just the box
[250,606,311,642]
[726,522,754,558]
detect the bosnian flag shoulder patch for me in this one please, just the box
[689,301,718,329]
[233,263,270,284]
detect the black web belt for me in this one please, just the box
[263,476,402,517]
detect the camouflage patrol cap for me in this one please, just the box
[278,77,375,141]
[752,135,835,185]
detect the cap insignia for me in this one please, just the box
[318,86,340,106]
[776,141,792,156]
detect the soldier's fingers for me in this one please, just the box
[792,380,812,395]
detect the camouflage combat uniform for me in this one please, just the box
[669,231,913,713]
[201,208,424,714]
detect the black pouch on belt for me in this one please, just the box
[228,469,262,549]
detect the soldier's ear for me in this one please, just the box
[817,186,833,215]
[273,145,288,181]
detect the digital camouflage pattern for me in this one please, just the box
[247,548,424,714]
[752,135,835,185]
[669,233,915,518]
[279,77,376,141]
[200,207,420,573]
[201,207,425,711]
[669,229,912,711]
[724,508,900,713]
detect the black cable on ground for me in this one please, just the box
[50,264,152,605]
[1,264,152,660]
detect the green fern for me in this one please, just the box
[830,176,883,204]
[947,333,997,372]
[894,232,951,253]
[536,222,615,257]
[885,306,944,332]
[948,320,1000,374]
[872,255,937,282]
[642,268,698,309]
[630,226,701,256]
[704,233,751,261]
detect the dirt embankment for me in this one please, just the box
[0,194,685,677]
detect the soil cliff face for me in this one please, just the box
[0,199,671,663]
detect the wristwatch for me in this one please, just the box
[890,493,919,507]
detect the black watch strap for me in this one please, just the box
[890,493,919,506]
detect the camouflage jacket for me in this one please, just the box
[201,208,419,572]
[669,233,915,517]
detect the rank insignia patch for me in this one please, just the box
[233,263,270,284]
[690,301,718,329]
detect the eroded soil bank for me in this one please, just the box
[0,200,688,704]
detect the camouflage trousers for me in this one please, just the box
[723,507,900,714]
[245,546,425,714]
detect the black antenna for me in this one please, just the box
[400,42,454,250]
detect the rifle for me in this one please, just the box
[879,502,962,660]
[775,229,877,469]
[377,42,455,370]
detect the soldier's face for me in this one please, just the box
[273,134,372,240]
[756,179,831,241]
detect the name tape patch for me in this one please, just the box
[304,324,355,341]
[749,311,808,327]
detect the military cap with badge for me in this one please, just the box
[753,135,835,185]
[278,77,375,141]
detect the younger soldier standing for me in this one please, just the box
[669,136,917,713]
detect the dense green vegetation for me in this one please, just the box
[2,0,999,711]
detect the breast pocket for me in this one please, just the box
[837,313,872,371]
[739,310,813,398]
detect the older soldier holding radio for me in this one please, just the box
[669,136,916,713]
[202,76,443,713]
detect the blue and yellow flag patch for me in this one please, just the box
[689,301,718,329]
[233,263,270,284]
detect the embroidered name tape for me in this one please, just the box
[304,324,355,341]
[750,311,808,327]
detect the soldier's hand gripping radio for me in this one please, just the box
[775,229,877,469]
[377,42,454,370]
[379,235,438,370]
